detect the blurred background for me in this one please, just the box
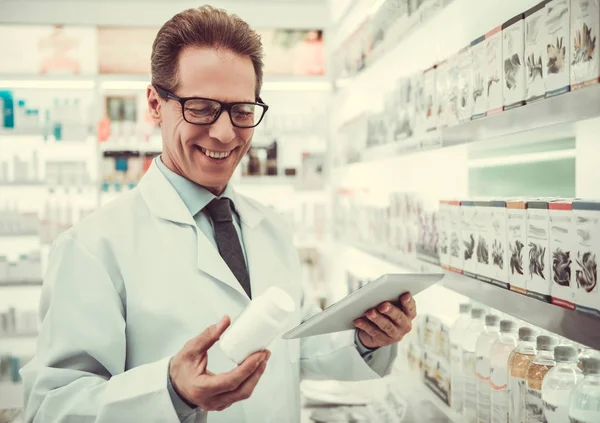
[1,1,600,422]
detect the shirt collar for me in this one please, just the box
[155,156,236,217]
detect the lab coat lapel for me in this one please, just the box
[138,162,249,301]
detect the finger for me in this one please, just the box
[378,302,412,333]
[400,293,417,320]
[208,360,268,410]
[188,316,231,356]
[353,317,389,343]
[206,350,269,395]
[364,309,400,339]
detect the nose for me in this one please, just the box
[208,109,236,144]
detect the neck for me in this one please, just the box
[159,154,227,196]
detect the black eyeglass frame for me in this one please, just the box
[154,84,269,128]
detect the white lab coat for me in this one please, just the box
[21,161,396,423]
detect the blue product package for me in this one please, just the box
[115,157,128,172]
[0,90,15,128]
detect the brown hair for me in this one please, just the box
[151,5,264,98]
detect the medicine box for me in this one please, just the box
[446,54,461,126]
[461,201,477,278]
[448,200,463,272]
[424,65,438,131]
[503,14,527,109]
[549,201,576,309]
[436,60,449,128]
[507,201,528,294]
[439,200,451,270]
[572,201,600,317]
[526,201,552,302]
[571,0,600,89]
[457,46,473,123]
[486,25,504,114]
[471,36,487,119]
[545,0,571,97]
[490,201,509,289]
[475,201,493,283]
[525,1,549,102]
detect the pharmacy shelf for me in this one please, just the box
[100,142,162,155]
[343,241,600,350]
[355,83,600,164]
[0,280,43,287]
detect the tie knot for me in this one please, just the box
[206,198,233,223]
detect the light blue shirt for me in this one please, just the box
[156,156,376,421]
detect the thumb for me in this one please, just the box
[193,315,230,354]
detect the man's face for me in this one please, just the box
[147,47,256,195]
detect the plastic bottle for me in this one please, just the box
[220,286,296,364]
[490,320,519,423]
[508,327,539,423]
[568,357,600,423]
[476,315,501,423]
[525,335,558,423]
[451,303,473,412]
[541,345,583,423]
[462,307,487,422]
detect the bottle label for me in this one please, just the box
[490,366,508,423]
[477,356,492,423]
[463,351,478,419]
[543,400,569,423]
[526,387,544,423]
[509,375,526,423]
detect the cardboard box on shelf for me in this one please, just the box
[503,14,527,110]
[571,0,600,89]
[471,36,488,120]
[572,201,600,317]
[507,201,528,295]
[549,200,576,309]
[524,1,550,103]
[486,25,504,115]
[423,65,438,131]
[475,201,493,283]
[461,201,477,278]
[448,200,462,272]
[545,0,571,97]
[490,201,509,289]
[439,200,451,270]
[457,46,474,123]
[526,201,552,302]
[436,60,449,128]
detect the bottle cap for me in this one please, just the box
[554,346,578,363]
[536,335,558,351]
[500,320,517,333]
[582,357,600,375]
[460,303,472,314]
[471,308,485,319]
[485,315,500,327]
[518,327,539,342]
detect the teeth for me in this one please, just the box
[200,147,230,159]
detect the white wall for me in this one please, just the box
[0,0,330,29]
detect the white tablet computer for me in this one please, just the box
[282,273,444,339]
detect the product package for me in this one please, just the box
[571,0,600,89]
[0,90,15,129]
[525,1,549,102]
[439,200,451,270]
[449,200,463,272]
[423,65,438,131]
[572,201,600,317]
[474,201,493,283]
[421,314,451,405]
[471,36,488,119]
[436,60,449,128]
[457,46,473,123]
[490,201,509,289]
[545,0,571,97]
[446,54,461,126]
[503,14,527,109]
[395,78,415,141]
[412,71,426,134]
[507,201,528,294]
[461,201,477,278]
[549,201,576,309]
[486,26,504,114]
[527,201,552,302]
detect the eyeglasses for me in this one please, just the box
[154,85,269,128]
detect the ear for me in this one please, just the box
[147,85,162,124]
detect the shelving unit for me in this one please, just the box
[0,280,43,287]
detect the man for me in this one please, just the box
[21,6,417,423]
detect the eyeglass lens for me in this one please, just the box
[183,99,264,127]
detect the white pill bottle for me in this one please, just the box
[220,286,296,364]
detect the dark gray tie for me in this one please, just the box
[206,198,252,298]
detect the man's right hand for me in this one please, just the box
[169,316,271,412]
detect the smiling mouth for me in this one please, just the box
[196,146,233,160]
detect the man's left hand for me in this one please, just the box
[353,293,417,349]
